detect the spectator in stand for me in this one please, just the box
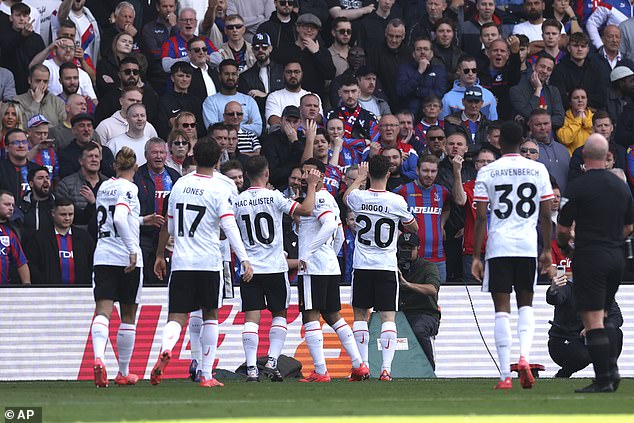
[326,116,367,169]
[406,0,457,43]
[274,13,336,101]
[1,0,41,36]
[479,37,521,121]
[301,123,343,196]
[60,113,114,179]
[202,59,263,135]
[238,33,285,125]
[364,114,418,180]
[414,95,444,144]
[56,63,96,115]
[99,2,142,62]
[14,65,66,127]
[95,86,158,146]
[19,165,54,231]
[165,129,190,175]
[396,111,424,156]
[327,76,379,143]
[444,87,490,150]
[358,0,402,50]
[217,14,256,74]
[526,19,565,66]
[395,154,450,282]
[329,45,368,106]
[223,101,261,157]
[0,190,30,284]
[134,137,177,286]
[187,36,221,110]
[219,159,245,190]
[199,0,228,48]
[432,18,464,83]
[366,18,409,111]
[550,32,607,111]
[424,125,447,160]
[461,0,506,60]
[0,128,40,203]
[556,88,594,155]
[587,2,629,51]
[441,55,498,121]
[56,141,107,228]
[257,0,299,53]
[0,3,45,94]
[548,0,582,35]
[513,0,565,53]
[471,22,502,69]
[173,111,199,153]
[0,67,16,101]
[96,31,134,96]
[48,93,90,150]
[0,102,26,159]
[157,62,204,139]
[52,0,101,67]
[520,139,540,161]
[25,114,58,182]
[355,66,390,119]
[382,146,410,191]
[24,196,94,285]
[589,26,628,95]
[529,109,570,192]
[141,0,178,59]
[108,103,152,166]
[510,53,565,128]
[227,0,275,42]
[266,61,314,128]
[328,17,353,78]
[327,0,376,41]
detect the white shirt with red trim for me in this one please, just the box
[298,188,341,275]
[234,187,299,273]
[167,172,235,271]
[94,178,142,266]
[346,188,415,270]
[474,154,554,259]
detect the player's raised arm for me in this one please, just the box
[294,169,320,216]
[343,161,368,205]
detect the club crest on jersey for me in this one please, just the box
[319,198,325,203]
[0,236,9,247]
[433,192,440,202]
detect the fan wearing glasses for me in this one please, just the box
[440,56,498,122]
[217,14,256,74]
[329,17,353,77]
[0,128,40,201]
[226,0,276,42]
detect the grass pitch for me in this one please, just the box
[1,378,633,422]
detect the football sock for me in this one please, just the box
[304,321,326,375]
[517,306,534,362]
[116,323,136,376]
[91,315,110,361]
[161,321,182,353]
[200,320,219,380]
[268,317,287,364]
[586,328,611,383]
[189,310,203,365]
[242,322,259,367]
[380,321,397,373]
[605,326,621,377]
[332,318,362,368]
[353,321,369,367]
[494,312,512,380]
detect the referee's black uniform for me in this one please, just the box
[558,168,633,391]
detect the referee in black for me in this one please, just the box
[557,134,633,393]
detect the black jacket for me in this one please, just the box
[478,52,522,121]
[24,225,95,285]
[615,100,634,149]
[0,159,39,201]
[238,61,285,123]
[436,156,477,236]
[272,42,336,99]
[0,28,45,94]
[59,140,115,179]
[366,41,411,111]
[261,129,306,189]
[157,90,206,139]
[257,11,298,51]
[19,192,55,232]
[549,56,607,111]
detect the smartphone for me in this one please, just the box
[75,40,80,49]
[556,265,565,278]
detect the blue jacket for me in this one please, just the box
[440,79,498,121]
[396,61,447,115]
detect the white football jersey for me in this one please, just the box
[167,172,235,271]
[94,178,143,267]
[347,189,415,270]
[234,187,299,273]
[298,189,341,275]
[474,154,554,259]
[215,170,238,261]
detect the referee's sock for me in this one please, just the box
[517,306,534,362]
[494,312,512,380]
[267,317,288,366]
[380,321,397,374]
[201,320,219,380]
[332,318,362,368]
[189,310,203,365]
[117,323,136,376]
[242,322,259,368]
[586,328,612,383]
[353,321,370,367]
[161,320,182,352]
[304,321,327,374]
[91,315,110,361]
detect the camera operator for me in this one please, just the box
[397,232,441,370]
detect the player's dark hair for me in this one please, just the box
[368,155,391,180]
[302,157,326,174]
[193,138,221,168]
[54,196,75,208]
[244,155,268,179]
[500,121,524,148]
[27,165,50,182]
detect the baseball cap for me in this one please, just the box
[463,86,483,101]
[610,66,634,82]
[27,114,49,129]
[282,105,300,119]
[71,113,95,127]
[296,13,321,28]
[253,32,271,47]
[398,232,420,248]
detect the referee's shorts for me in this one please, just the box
[572,248,624,311]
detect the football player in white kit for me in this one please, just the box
[150,139,253,388]
[344,156,418,381]
[472,121,555,390]
[296,158,371,383]
[91,147,145,387]
[234,156,321,382]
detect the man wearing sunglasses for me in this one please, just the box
[329,17,353,77]
[227,0,275,42]
[440,55,498,122]
[257,0,299,51]
[218,14,256,73]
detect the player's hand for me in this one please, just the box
[357,161,369,181]
[471,257,484,283]
[241,261,254,282]
[451,155,463,172]
[306,168,321,187]
[144,213,166,227]
[154,256,166,280]
[124,253,137,273]
[539,251,554,277]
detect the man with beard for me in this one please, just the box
[54,0,100,66]
[329,17,353,77]
[202,59,262,136]
[326,76,379,143]
[20,166,54,231]
[14,65,66,127]
[238,33,285,125]
[57,63,96,115]
[41,36,96,103]
[478,38,521,121]
[382,146,410,191]
[258,0,298,51]
[262,105,306,188]
[266,61,317,128]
